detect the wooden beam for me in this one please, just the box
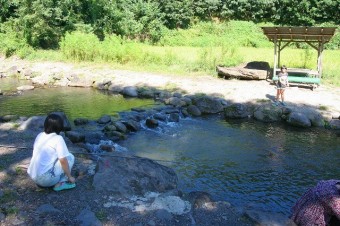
[279,41,291,51]
[306,42,318,51]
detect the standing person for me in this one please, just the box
[291,180,340,226]
[27,113,76,191]
[273,65,289,106]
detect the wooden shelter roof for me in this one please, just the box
[261,27,337,43]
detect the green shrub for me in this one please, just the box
[60,31,101,61]
[0,30,34,58]
[158,21,272,48]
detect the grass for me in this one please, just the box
[0,189,17,204]
[319,105,329,111]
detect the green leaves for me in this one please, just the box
[0,0,339,50]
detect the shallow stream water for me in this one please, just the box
[1,78,339,217]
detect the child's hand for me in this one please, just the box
[68,176,76,183]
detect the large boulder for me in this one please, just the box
[92,156,178,196]
[146,118,159,128]
[18,116,46,131]
[328,119,340,130]
[68,74,94,87]
[121,86,138,97]
[224,103,249,119]
[113,121,128,133]
[287,112,311,128]
[138,87,156,98]
[216,61,269,80]
[31,74,51,85]
[65,131,85,143]
[153,113,167,122]
[123,120,141,132]
[164,97,186,107]
[253,105,282,122]
[0,115,19,122]
[93,79,111,90]
[97,115,111,124]
[192,96,224,114]
[186,105,202,117]
[305,112,325,127]
[74,118,89,126]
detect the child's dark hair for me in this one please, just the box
[44,114,64,134]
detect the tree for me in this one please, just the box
[158,0,194,29]
[193,0,222,21]
[5,0,81,48]
[273,0,340,26]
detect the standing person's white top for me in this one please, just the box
[27,132,70,179]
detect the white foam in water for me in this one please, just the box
[86,140,128,153]
[103,192,191,215]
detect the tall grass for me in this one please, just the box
[158,20,272,48]
[59,31,244,72]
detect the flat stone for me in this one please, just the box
[76,209,102,226]
[36,204,62,214]
[17,85,34,91]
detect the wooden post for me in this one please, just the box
[317,39,324,78]
[278,40,281,68]
[273,37,278,77]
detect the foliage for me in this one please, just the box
[8,0,80,49]
[158,0,194,29]
[0,0,339,49]
[273,0,340,26]
[158,21,272,48]
[0,24,34,57]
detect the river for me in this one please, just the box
[1,78,339,217]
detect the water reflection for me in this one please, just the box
[0,86,154,120]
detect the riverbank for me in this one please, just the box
[0,56,339,225]
[1,56,339,118]
[0,120,261,226]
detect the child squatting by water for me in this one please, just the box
[27,113,76,191]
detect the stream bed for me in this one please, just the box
[1,78,339,217]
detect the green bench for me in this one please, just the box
[272,76,321,84]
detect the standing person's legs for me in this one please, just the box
[281,89,285,102]
[276,89,280,102]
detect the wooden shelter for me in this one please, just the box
[261,27,337,80]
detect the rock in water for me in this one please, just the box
[93,156,178,197]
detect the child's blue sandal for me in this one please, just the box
[53,182,76,191]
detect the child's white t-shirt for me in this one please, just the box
[27,132,70,179]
